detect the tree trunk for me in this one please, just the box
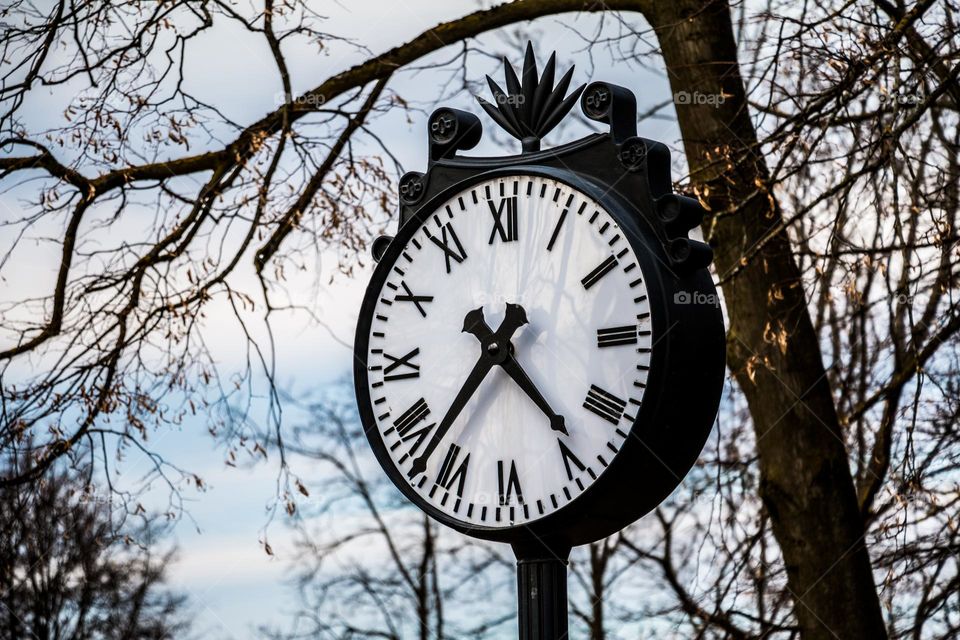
[646,1,887,637]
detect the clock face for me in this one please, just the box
[360,174,654,529]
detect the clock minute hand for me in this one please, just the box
[408,354,492,479]
[462,307,495,341]
[411,305,530,479]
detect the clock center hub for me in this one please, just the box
[482,337,510,364]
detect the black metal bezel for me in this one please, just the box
[353,165,724,548]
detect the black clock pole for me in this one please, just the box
[513,540,571,639]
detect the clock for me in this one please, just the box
[354,47,725,553]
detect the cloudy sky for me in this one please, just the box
[1,1,688,636]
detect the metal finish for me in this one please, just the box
[517,557,569,639]
[353,43,727,640]
[355,164,723,547]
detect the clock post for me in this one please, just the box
[355,43,726,639]
[513,540,571,639]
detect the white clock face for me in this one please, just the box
[363,174,653,528]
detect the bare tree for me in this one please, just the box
[0,450,190,639]
[2,1,959,639]
[262,388,514,640]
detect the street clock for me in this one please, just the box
[354,44,725,638]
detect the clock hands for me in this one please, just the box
[499,357,569,436]
[462,304,568,436]
[407,304,529,479]
[408,356,492,479]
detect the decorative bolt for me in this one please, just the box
[486,342,501,357]
[370,235,394,263]
[583,84,611,117]
[399,173,425,204]
[429,111,457,144]
[670,238,691,262]
[618,137,647,171]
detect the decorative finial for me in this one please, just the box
[477,42,585,153]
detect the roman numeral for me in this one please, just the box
[425,223,467,273]
[546,207,568,251]
[497,460,524,506]
[488,196,518,243]
[583,384,627,425]
[433,443,470,499]
[394,281,433,317]
[393,397,429,433]
[597,324,638,348]
[390,398,433,455]
[397,423,435,457]
[558,440,586,481]
[581,255,619,290]
[383,347,420,382]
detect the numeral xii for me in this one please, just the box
[488,195,518,243]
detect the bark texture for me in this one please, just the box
[646,1,887,638]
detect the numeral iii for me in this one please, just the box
[597,324,638,348]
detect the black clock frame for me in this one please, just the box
[355,169,723,551]
[353,45,726,637]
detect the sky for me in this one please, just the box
[0,1,690,637]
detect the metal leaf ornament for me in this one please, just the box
[477,42,585,153]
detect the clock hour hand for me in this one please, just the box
[494,302,529,341]
[411,306,528,479]
[463,303,567,435]
[462,302,528,343]
[499,356,568,435]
